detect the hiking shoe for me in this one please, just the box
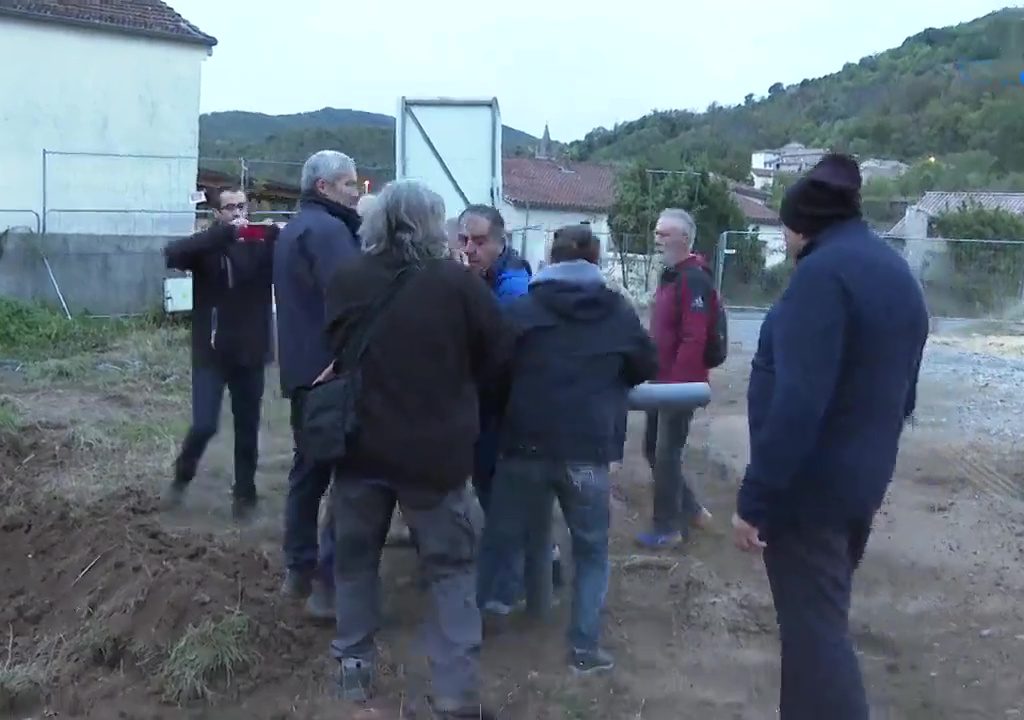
[336,657,374,702]
[231,495,258,524]
[280,569,313,599]
[305,578,334,623]
[569,647,615,676]
[635,530,683,550]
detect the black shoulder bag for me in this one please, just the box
[296,265,417,464]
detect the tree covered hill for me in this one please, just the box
[198,107,541,184]
[569,8,1024,186]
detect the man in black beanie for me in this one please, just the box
[732,154,929,719]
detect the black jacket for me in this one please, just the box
[164,222,277,369]
[498,260,657,464]
[325,252,512,493]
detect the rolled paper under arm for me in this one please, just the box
[627,382,712,411]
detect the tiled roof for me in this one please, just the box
[733,193,780,224]
[503,157,778,224]
[0,0,216,46]
[503,157,616,212]
[889,191,1024,235]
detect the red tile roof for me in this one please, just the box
[503,158,616,212]
[733,193,780,224]
[0,0,216,46]
[502,157,779,224]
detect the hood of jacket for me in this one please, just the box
[528,260,620,322]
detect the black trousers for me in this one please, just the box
[763,520,872,720]
[175,363,265,500]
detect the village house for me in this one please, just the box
[749,142,830,190]
[501,131,782,270]
[890,190,1024,289]
[0,0,215,236]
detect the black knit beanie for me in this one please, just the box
[779,153,862,238]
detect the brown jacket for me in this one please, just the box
[325,251,512,493]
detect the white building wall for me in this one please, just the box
[501,203,610,271]
[0,17,208,236]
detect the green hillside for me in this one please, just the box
[569,8,1024,192]
[198,107,541,187]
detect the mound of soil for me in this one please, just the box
[0,485,325,718]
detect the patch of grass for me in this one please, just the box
[0,661,45,711]
[158,612,258,704]
[0,298,183,362]
[0,396,20,435]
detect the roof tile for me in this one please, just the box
[0,0,216,46]
[890,191,1024,235]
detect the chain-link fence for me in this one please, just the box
[715,230,1024,321]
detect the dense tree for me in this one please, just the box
[570,9,1024,190]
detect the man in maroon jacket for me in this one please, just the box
[636,208,717,549]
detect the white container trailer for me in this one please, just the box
[395,97,503,217]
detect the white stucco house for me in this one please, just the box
[749,142,829,190]
[0,0,216,236]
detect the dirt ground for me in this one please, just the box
[1,320,1023,720]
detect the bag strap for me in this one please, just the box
[336,264,418,370]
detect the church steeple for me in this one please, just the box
[536,123,552,159]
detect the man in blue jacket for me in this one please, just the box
[457,205,559,616]
[733,154,928,720]
[274,150,362,617]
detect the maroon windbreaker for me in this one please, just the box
[650,253,718,383]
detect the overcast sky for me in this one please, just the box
[170,0,1016,141]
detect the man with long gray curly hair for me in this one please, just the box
[318,180,510,718]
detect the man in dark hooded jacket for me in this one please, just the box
[733,154,928,719]
[479,225,657,675]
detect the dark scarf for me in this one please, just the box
[300,192,362,239]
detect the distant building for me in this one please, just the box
[889,190,1024,283]
[503,135,782,270]
[749,142,830,190]
[0,0,216,236]
[859,158,909,183]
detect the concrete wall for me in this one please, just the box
[0,232,176,316]
[0,17,208,237]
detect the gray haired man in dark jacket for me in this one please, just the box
[273,150,362,616]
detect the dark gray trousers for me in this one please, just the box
[330,478,483,709]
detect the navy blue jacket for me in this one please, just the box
[273,196,362,397]
[738,219,928,531]
[499,261,657,463]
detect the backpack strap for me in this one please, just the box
[336,265,419,370]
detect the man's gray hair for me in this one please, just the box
[660,208,697,244]
[361,179,448,263]
[300,150,356,194]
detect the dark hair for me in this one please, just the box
[207,186,245,210]
[550,224,600,265]
[458,204,506,242]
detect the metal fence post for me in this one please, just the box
[521,382,712,620]
[714,230,728,295]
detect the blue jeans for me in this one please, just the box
[644,409,701,535]
[283,396,334,587]
[175,363,265,500]
[480,457,610,651]
[764,521,872,720]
